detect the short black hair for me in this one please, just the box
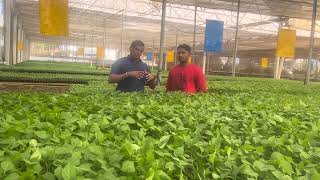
[177,44,192,53]
[130,40,144,48]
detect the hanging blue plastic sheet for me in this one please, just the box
[146,52,153,61]
[204,20,224,53]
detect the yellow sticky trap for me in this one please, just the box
[77,47,84,56]
[40,0,69,36]
[276,29,296,58]
[96,46,105,60]
[17,42,24,51]
[166,51,175,63]
[261,58,268,68]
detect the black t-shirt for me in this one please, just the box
[110,56,150,92]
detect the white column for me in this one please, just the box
[274,57,280,79]
[203,52,206,74]
[17,20,22,63]
[12,13,17,65]
[277,57,285,79]
[4,0,13,64]
[25,39,30,61]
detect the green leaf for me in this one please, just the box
[165,162,175,171]
[279,160,293,175]
[282,175,293,180]
[311,173,320,180]
[109,154,124,168]
[123,140,140,156]
[41,173,55,180]
[180,171,185,180]
[212,172,220,179]
[146,168,155,180]
[158,135,171,148]
[54,166,63,180]
[174,147,184,157]
[4,173,20,180]
[95,131,106,143]
[271,152,284,161]
[30,149,42,161]
[137,112,145,119]
[77,163,97,175]
[69,151,82,166]
[1,160,15,172]
[209,152,216,163]
[97,168,118,180]
[253,160,275,172]
[157,170,172,180]
[240,164,258,177]
[34,131,49,139]
[29,139,38,147]
[88,144,104,156]
[272,170,285,179]
[62,163,77,180]
[121,161,135,173]
[125,116,136,124]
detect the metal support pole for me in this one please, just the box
[232,0,240,77]
[277,57,285,79]
[152,39,155,72]
[175,28,178,65]
[157,0,166,85]
[202,52,206,74]
[316,60,319,80]
[274,20,283,79]
[83,33,86,63]
[305,0,317,85]
[121,12,124,57]
[274,57,280,79]
[193,5,197,56]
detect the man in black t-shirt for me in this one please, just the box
[108,40,156,92]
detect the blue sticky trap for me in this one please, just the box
[204,20,224,53]
[146,52,153,61]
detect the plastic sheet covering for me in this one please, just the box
[40,0,69,36]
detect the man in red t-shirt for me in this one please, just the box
[166,44,207,93]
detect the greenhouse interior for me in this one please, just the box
[0,0,319,179]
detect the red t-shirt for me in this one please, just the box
[166,64,207,93]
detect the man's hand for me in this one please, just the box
[145,71,155,82]
[127,71,145,79]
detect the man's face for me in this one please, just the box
[130,45,144,60]
[177,48,191,63]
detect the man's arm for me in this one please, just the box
[147,79,156,89]
[166,71,173,91]
[108,61,123,83]
[145,68,156,89]
[195,67,207,93]
[109,71,145,83]
[108,73,128,83]
[108,60,145,83]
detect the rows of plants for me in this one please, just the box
[0,71,106,84]
[0,78,319,179]
[0,61,109,76]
